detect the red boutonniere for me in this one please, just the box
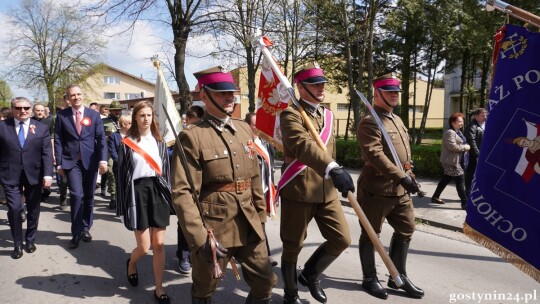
[81,117,92,126]
[29,124,36,134]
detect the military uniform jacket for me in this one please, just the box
[357,105,411,196]
[279,99,337,203]
[171,115,266,250]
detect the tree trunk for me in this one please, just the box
[458,50,469,114]
[173,27,192,115]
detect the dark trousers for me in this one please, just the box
[433,174,467,202]
[465,158,478,194]
[4,172,42,247]
[66,160,98,237]
[176,221,190,260]
[0,184,5,201]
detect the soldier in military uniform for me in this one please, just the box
[171,67,277,304]
[101,100,122,208]
[356,73,424,299]
[279,62,354,304]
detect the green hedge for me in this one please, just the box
[335,138,442,178]
[277,138,443,179]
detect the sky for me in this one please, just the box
[0,0,223,100]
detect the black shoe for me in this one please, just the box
[154,291,171,304]
[298,273,326,303]
[431,197,445,204]
[362,276,388,299]
[127,258,138,287]
[388,275,424,299]
[11,245,23,259]
[21,210,27,222]
[108,199,116,210]
[25,242,37,253]
[69,235,82,249]
[100,189,106,197]
[81,231,92,242]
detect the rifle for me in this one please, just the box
[161,105,240,280]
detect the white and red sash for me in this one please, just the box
[276,108,333,199]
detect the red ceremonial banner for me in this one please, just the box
[256,38,291,151]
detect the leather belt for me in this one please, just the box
[205,179,252,194]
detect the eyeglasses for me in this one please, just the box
[14,107,31,111]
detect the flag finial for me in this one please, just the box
[151,55,160,68]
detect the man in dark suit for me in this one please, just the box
[464,108,487,194]
[0,97,53,259]
[54,84,107,249]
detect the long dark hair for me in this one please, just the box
[126,101,163,143]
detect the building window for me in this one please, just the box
[104,76,120,84]
[337,103,349,112]
[104,92,120,99]
[125,93,142,100]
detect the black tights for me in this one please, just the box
[433,174,467,202]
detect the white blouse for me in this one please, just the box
[130,133,162,180]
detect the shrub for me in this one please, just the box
[334,139,442,178]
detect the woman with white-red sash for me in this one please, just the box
[116,101,174,304]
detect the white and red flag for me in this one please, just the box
[255,37,291,151]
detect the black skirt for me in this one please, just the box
[133,177,170,230]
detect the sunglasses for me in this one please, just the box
[14,106,31,111]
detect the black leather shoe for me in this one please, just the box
[127,258,138,287]
[388,275,424,299]
[154,291,171,304]
[362,276,388,299]
[25,242,37,253]
[69,235,82,249]
[81,231,92,242]
[298,273,327,303]
[11,246,23,259]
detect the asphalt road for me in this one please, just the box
[1,183,538,304]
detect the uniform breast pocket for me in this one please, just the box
[201,147,230,174]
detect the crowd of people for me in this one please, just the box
[0,63,487,304]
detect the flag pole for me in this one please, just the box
[486,0,540,28]
[254,37,327,152]
[253,36,404,287]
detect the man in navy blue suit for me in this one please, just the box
[54,85,108,249]
[0,97,53,259]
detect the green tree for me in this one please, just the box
[0,80,13,104]
[90,0,221,114]
[5,0,105,112]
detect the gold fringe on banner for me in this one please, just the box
[464,223,540,283]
